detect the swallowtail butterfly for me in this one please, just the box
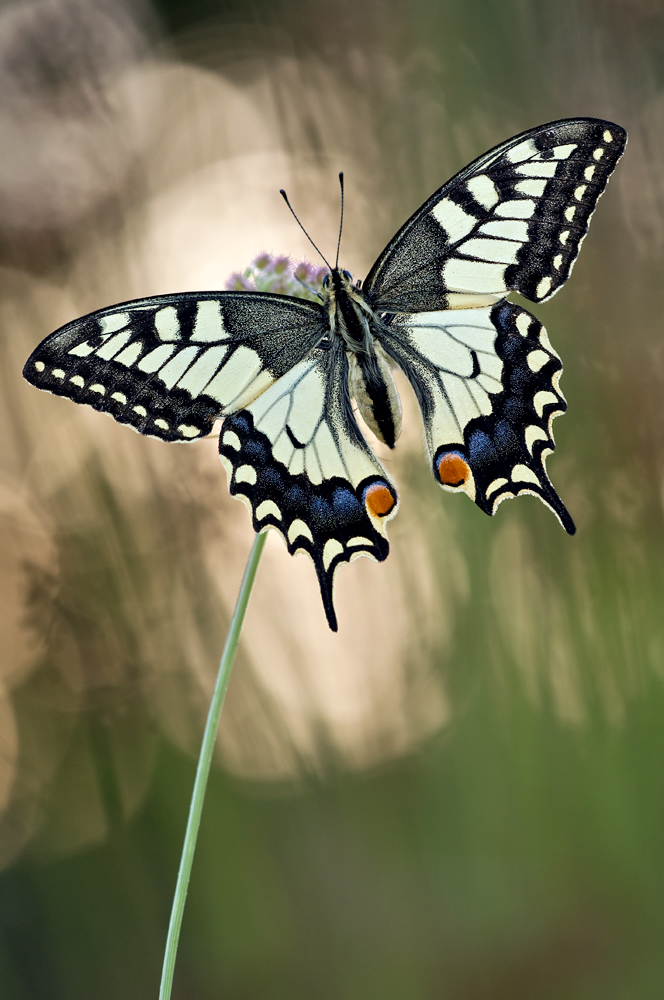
[23,118,626,631]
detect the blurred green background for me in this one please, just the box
[1,0,664,997]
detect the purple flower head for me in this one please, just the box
[225,253,327,302]
[226,272,255,291]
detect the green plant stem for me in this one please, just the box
[158,530,267,1000]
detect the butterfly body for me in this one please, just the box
[322,267,402,448]
[23,118,626,630]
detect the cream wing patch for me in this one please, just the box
[388,306,503,457]
[244,357,383,490]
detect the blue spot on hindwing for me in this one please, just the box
[243,437,264,461]
[468,430,496,468]
[332,487,363,525]
[495,420,520,456]
[284,483,307,509]
[309,496,334,532]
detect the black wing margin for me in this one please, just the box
[364,118,626,313]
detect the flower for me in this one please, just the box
[226,254,327,301]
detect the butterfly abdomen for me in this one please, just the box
[348,347,402,448]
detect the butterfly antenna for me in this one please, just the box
[279,189,332,270]
[335,172,344,269]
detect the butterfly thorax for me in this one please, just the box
[323,268,373,352]
[323,268,402,448]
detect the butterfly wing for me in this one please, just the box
[219,338,398,631]
[381,300,574,532]
[23,289,397,630]
[23,291,326,441]
[364,118,626,312]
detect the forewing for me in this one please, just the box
[381,301,574,532]
[23,291,326,442]
[218,340,399,631]
[364,118,626,312]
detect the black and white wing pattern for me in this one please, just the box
[382,300,574,532]
[219,338,398,631]
[364,118,626,313]
[22,117,626,632]
[23,291,326,441]
[23,290,398,632]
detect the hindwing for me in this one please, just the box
[23,292,326,442]
[382,301,574,532]
[364,118,626,312]
[219,339,399,631]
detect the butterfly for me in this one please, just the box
[23,117,626,631]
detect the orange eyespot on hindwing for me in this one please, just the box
[436,451,470,488]
[363,480,396,518]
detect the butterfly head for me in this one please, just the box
[322,269,354,291]
[321,268,361,318]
